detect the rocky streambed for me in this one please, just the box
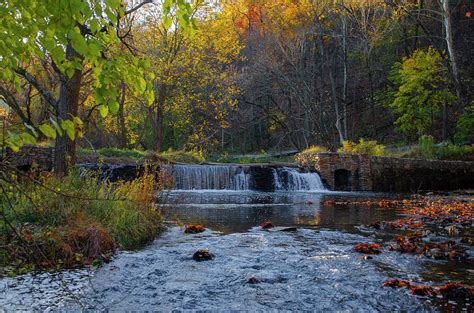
[1,191,472,311]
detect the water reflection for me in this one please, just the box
[163,191,405,234]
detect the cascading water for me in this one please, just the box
[273,167,325,191]
[169,165,251,190]
[167,164,325,192]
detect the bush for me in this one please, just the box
[429,143,474,161]
[454,105,474,144]
[418,135,435,159]
[338,139,385,156]
[1,166,163,275]
[410,136,474,161]
[302,145,328,154]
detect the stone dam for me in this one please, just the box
[6,147,474,193]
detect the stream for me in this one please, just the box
[1,190,470,311]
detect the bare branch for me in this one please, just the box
[125,0,154,16]
[14,68,58,112]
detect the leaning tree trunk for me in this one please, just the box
[54,43,82,175]
[441,0,463,109]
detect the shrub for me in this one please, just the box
[432,143,474,161]
[412,136,474,161]
[302,145,328,154]
[418,135,435,159]
[338,139,385,156]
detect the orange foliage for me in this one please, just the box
[385,280,473,302]
[354,243,382,254]
[184,224,206,234]
[384,279,411,288]
[260,220,274,229]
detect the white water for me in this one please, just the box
[168,165,251,190]
[273,167,325,191]
[167,165,325,192]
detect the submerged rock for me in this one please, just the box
[193,250,214,262]
[410,285,437,297]
[439,283,474,302]
[384,279,473,305]
[280,227,297,232]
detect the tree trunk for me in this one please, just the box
[154,84,167,152]
[365,49,377,138]
[442,102,448,140]
[441,0,463,109]
[341,7,348,140]
[329,69,345,145]
[54,43,82,175]
[117,82,127,149]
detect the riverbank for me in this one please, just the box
[0,168,163,277]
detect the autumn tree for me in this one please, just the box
[386,47,455,139]
[0,0,195,173]
[131,0,242,153]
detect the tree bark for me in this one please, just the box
[153,84,167,152]
[441,0,463,109]
[329,68,345,145]
[117,82,128,148]
[54,43,82,175]
[341,6,348,140]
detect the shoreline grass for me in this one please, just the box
[0,166,163,277]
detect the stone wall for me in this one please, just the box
[370,157,474,192]
[4,146,54,171]
[296,152,474,192]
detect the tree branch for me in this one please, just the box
[125,0,154,16]
[14,68,58,112]
[0,85,39,133]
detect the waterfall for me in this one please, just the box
[273,167,325,191]
[169,165,250,190]
[165,164,325,191]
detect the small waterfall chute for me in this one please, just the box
[273,167,325,191]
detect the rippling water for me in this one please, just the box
[0,191,469,311]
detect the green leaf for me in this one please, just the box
[61,120,75,140]
[39,124,57,140]
[6,132,22,151]
[99,105,109,117]
[109,101,119,114]
[73,116,84,138]
[20,132,37,145]
[65,67,75,79]
[164,15,173,29]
